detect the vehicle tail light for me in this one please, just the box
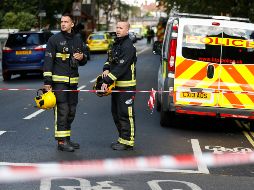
[212,22,220,26]
[168,39,177,72]
[2,47,13,53]
[34,45,46,51]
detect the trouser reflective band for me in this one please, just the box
[118,137,134,146]
[53,84,78,140]
[54,105,71,138]
[116,80,136,87]
[55,130,71,137]
[112,92,135,146]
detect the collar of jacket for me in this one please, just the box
[61,30,74,40]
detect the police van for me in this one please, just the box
[155,13,254,129]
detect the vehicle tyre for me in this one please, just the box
[250,121,254,132]
[156,92,161,112]
[87,52,91,60]
[160,103,177,127]
[3,72,11,81]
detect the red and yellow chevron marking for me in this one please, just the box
[174,56,254,109]
[219,64,254,109]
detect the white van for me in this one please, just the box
[155,13,254,129]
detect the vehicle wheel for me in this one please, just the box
[87,52,91,60]
[160,105,177,127]
[3,72,11,81]
[156,92,161,112]
[250,121,254,132]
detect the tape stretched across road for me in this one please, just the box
[0,87,165,93]
[0,152,254,183]
[1,87,254,96]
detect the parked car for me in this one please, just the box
[154,13,254,128]
[105,31,117,40]
[2,31,53,80]
[87,32,113,52]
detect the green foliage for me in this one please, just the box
[16,12,37,31]
[0,0,73,30]
[2,12,37,31]
[2,12,18,29]
[157,0,254,22]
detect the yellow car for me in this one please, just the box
[87,32,113,52]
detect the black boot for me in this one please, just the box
[66,137,80,149]
[111,142,133,151]
[58,140,75,152]
[68,140,80,149]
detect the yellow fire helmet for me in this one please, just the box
[34,89,56,109]
[93,75,115,97]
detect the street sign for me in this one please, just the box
[73,2,81,16]
[38,11,46,17]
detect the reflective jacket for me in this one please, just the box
[103,35,137,88]
[43,31,86,86]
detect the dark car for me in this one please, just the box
[2,31,53,80]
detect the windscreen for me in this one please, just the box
[6,33,44,47]
[182,25,222,63]
[182,25,254,64]
[89,35,105,40]
[221,28,254,64]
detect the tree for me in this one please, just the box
[0,0,74,30]
[2,12,37,31]
[157,0,254,21]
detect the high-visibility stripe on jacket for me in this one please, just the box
[103,35,137,88]
[43,31,86,86]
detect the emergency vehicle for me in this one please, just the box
[155,13,254,129]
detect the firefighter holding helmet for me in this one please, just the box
[101,21,137,151]
[43,13,86,152]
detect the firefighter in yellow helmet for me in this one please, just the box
[101,21,137,151]
[43,13,87,152]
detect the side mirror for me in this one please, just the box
[153,41,162,55]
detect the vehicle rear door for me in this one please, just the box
[174,20,223,108]
[218,24,254,110]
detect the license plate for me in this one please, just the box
[16,50,32,55]
[180,92,211,100]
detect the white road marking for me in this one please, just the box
[0,131,6,136]
[137,46,150,55]
[191,139,209,174]
[0,139,209,175]
[90,78,97,83]
[23,86,86,120]
[148,180,202,190]
[78,85,86,90]
[23,109,45,120]
[136,139,209,174]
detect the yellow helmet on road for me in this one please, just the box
[34,89,56,109]
[93,75,115,97]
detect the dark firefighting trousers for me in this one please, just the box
[53,83,78,141]
[111,89,136,147]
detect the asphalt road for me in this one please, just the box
[0,39,254,190]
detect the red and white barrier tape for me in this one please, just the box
[0,88,167,93]
[0,152,254,183]
[1,87,254,95]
